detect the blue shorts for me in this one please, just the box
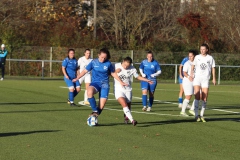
[141,80,157,93]
[178,76,183,84]
[90,82,110,99]
[64,77,80,88]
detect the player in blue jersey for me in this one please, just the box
[62,49,80,106]
[139,51,161,111]
[73,48,127,117]
[178,56,189,108]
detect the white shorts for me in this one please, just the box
[114,90,132,103]
[182,78,194,96]
[79,73,91,85]
[193,77,209,88]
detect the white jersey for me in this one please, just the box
[78,56,93,72]
[114,63,139,91]
[193,54,215,79]
[183,60,194,79]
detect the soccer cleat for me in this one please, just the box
[146,107,151,112]
[0,78,3,81]
[89,112,99,117]
[67,99,71,104]
[180,112,189,117]
[70,103,77,107]
[188,110,195,116]
[196,116,201,122]
[142,107,147,111]
[84,101,90,105]
[178,103,182,108]
[132,120,137,126]
[200,117,206,122]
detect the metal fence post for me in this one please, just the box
[175,64,178,84]
[42,61,44,80]
[218,66,221,85]
[50,47,53,77]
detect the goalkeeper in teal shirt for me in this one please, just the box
[0,44,8,81]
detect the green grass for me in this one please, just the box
[0,80,240,160]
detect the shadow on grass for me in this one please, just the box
[0,130,61,137]
[137,117,240,127]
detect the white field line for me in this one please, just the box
[59,86,240,114]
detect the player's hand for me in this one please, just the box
[180,75,183,79]
[212,78,216,85]
[65,75,69,79]
[72,78,77,82]
[189,76,193,82]
[142,73,146,77]
[150,74,155,78]
[148,80,154,84]
[120,82,128,87]
[115,68,122,73]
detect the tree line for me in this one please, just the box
[1,0,240,55]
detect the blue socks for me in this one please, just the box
[88,97,98,112]
[74,90,79,97]
[149,97,154,107]
[178,97,183,104]
[142,95,147,106]
[69,92,74,102]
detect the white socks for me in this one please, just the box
[190,99,195,110]
[123,107,133,122]
[84,90,88,102]
[200,101,207,117]
[181,99,189,113]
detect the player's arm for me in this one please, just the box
[179,64,183,79]
[111,72,128,86]
[136,76,153,84]
[72,69,88,82]
[183,71,193,82]
[62,66,69,79]
[139,62,146,77]
[0,50,7,57]
[212,67,216,85]
[190,65,195,78]
[151,70,161,78]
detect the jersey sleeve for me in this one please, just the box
[131,67,139,78]
[181,57,188,65]
[62,59,68,67]
[211,57,216,68]
[109,62,115,73]
[85,60,93,71]
[155,62,161,71]
[193,55,198,66]
[77,58,81,67]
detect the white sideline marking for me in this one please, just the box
[59,86,239,114]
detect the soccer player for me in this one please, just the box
[78,49,93,105]
[114,57,153,126]
[62,49,80,106]
[191,43,216,122]
[178,56,189,108]
[0,44,8,81]
[72,48,127,117]
[180,50,197,116]
[139,51,161,111]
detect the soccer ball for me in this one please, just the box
[87,115,98,127]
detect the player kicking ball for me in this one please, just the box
[114,57,153,126]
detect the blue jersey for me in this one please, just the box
[180,57,189,76]
[85,58,114,83]
[62,57,78,79]
[139,59,161,80]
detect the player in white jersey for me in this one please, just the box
[78,49,93,105]
[114,57,153,126]
[191,43,216,122]
[180,50,197,116]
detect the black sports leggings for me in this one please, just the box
[0,64,5,78]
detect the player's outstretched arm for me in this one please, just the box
[150,70,161,78]
[72,69,88,82]
[136,76,153,84]
[111,72,128,86]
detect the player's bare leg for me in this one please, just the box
[200,88,209,122]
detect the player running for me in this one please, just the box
[114,57,153,126]
[78,49,93,105]
[178,56,189,108]
[139,51,161,112]
[73,48,127,118]
[180,50,197,116]
[62,49,80,106]
[191,43,216,122]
